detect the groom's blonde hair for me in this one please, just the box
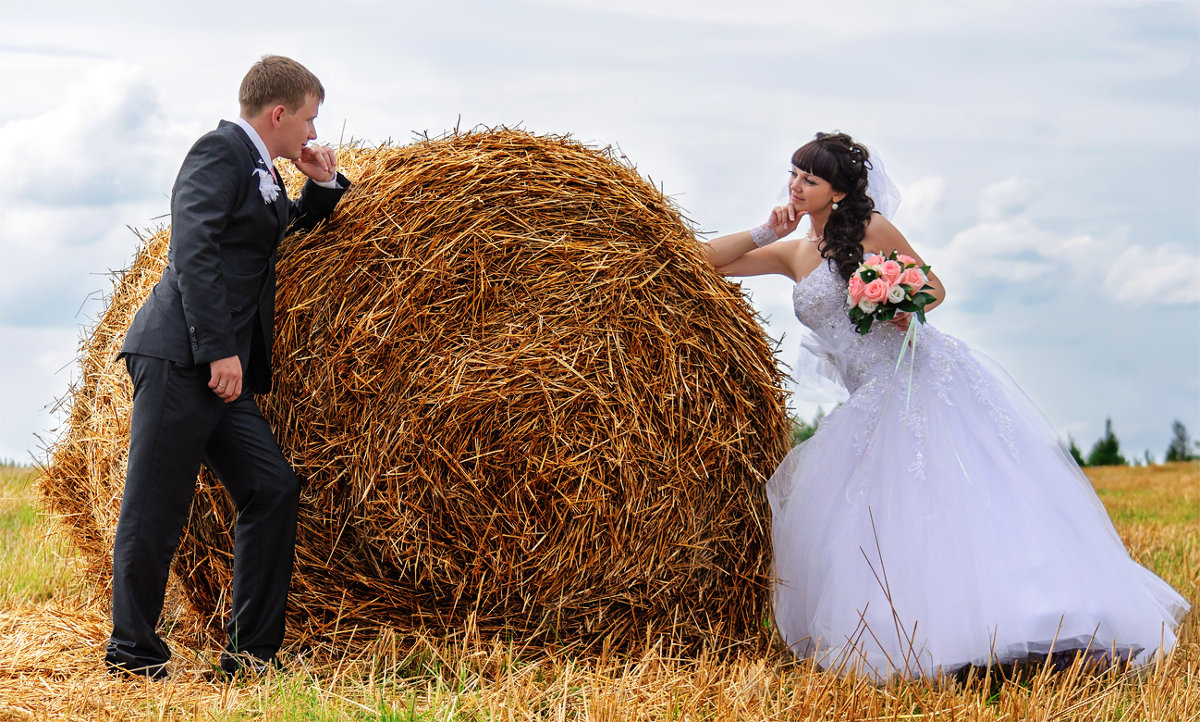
[239,55,325,116]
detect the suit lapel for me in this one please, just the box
[224,121,288,239]
[271,163,288,239]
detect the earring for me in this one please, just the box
[832,201,839,210]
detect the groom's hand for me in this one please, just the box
[209,355,243,402]
[294,144,338,184]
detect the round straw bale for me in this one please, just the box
[39,128,791,654]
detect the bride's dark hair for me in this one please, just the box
[791,132,874,282]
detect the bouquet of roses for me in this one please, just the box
[846,251,936,334]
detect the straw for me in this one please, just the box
[38,128,791,656]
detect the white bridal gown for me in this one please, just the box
[766,259,1189,680]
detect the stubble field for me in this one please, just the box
[0,461,1196,721]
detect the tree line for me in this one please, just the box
[791,411,1199,468]
[1067,418,1198,467]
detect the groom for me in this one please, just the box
[105,55,350,679]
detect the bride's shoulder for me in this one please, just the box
[863,211,897,235]
[861,212,907,254]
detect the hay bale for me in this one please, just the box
[39,128,791,654]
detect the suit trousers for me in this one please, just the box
[105,354,299,674]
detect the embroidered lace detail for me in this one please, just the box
[791,260,1022,477]
[769,259,1191,680]
[751,223,779,248]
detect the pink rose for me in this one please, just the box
[879,260,902,284]
[897,254,917,266]
[901,267,927,288]
[864,253,884,267]
[848,275,867,303]
[863,278,890,304]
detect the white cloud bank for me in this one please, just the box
[0,1,1195,463]
[1105,243,1199,305]
[0,61,183,328]
[0,60,178,207]
[893,176,946,230]
[930,177,1198,307]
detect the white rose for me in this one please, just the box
[858,299,878,314]
[887,284,906,304]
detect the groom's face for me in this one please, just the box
[275,94,321,161]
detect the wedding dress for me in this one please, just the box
[766,258,1190,679]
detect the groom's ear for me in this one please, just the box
[268,104,288,127]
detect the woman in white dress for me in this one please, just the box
[704,132,1189,680]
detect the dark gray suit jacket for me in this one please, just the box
[123,120,349,393]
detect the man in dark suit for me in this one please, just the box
[105,55,350,679]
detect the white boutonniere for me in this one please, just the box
[253,167,280,204]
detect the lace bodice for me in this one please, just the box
[792,260,915,394]
[792,259,1019,478]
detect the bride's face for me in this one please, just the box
[788,166,841,212]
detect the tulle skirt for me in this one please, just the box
[766,328,1190,680]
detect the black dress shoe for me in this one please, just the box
[220,651,282,678]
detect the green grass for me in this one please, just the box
[1088,462,1200,526]
[208,667,486,721]
[2,461,1196,720]
[0,463,80,605]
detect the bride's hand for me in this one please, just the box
[891,312,912,331]
[768,204,805,239]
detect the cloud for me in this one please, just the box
[0,326,80,462]
[929,176,1095,302]
[935,215,1093,289]
[0,202,158,327]
[0,0,1195,469]
[0,60,177,206]
[1105,242,1199,305]
[0,59,178,328]
[978,176,1032,221]
[931,178,1196,309]
[893,175,945,229]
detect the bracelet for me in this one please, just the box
[750,223,778,248]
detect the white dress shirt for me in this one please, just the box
[234,116,340,189]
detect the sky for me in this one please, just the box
[1,0,1197,465]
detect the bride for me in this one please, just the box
[703,131,1189,679]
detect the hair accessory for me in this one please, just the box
[863,146,901,220]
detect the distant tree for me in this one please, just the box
[1086,418,1128,467]
[790,407,827,446]
[1066,436,1086,467]
[1165,420,1197,462]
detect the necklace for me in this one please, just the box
[805,231,824,244]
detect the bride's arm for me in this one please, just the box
[703,229,761,268]
[703,205,804,279]
[710,238,802,280]
[863,214,946,311]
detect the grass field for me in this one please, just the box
[1,461,1196,721]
